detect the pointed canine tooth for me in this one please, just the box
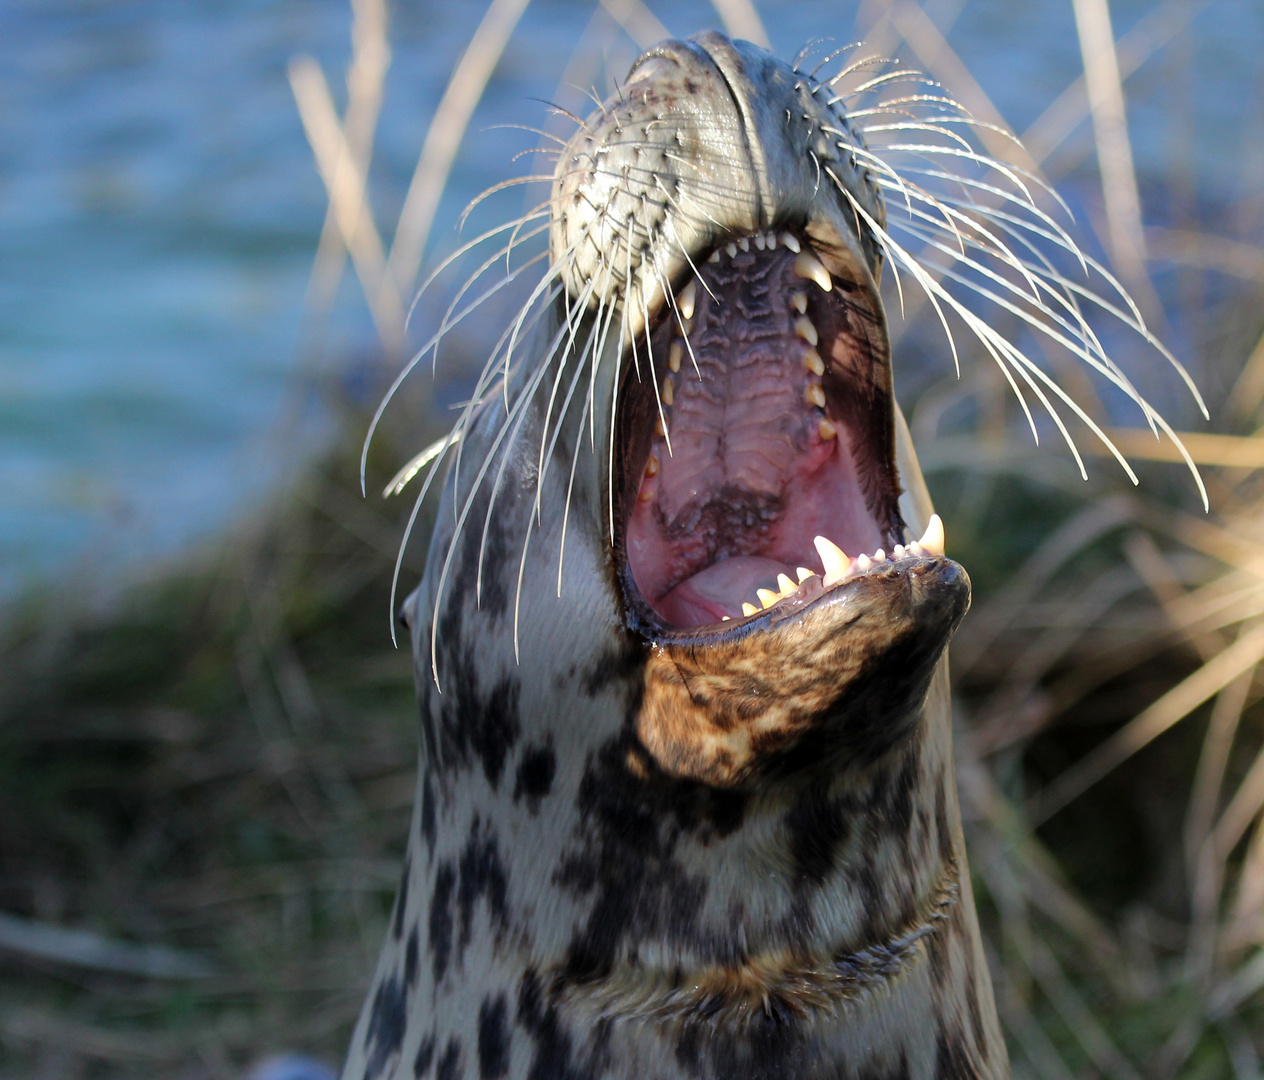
[776,573,797,597]
[803,347,824,376]
[678,280,696,321]
[661,378,674,406]
[669,341,683,372]
[856,553,871,571]
[791,291,808,314]
[781,233,801,253]
[794,252,832,292]
[645,454,659,477]
[742,601,758,617]
[818,418,837,441]
[754,233,766,250]
[813,535,850,587]
[804,383,826,409]
[873,549,886,562]
[893,544,906,559]
[794,316,819,346]
[796,566,815,583]
[757,587,780,609]
[918,513,945,557]
[726,243,737,257]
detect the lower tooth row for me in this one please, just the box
[734,515,947,619]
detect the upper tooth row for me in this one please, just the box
[729,515,947,619]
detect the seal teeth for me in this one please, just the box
[803,347,824,376]
[856,553,872,571]
[669,341,682,373]
[818,418,837,441]
[776,573,797,597]
[791,291,807,314]
[726,242,737,257]
[661,377,674,406]
[893,544,907,559]
[804,383,826,409]
[678,280,696,321]
[796,566,815,583]
[756,587,780,609]
[754,233,766,250]
[781,233,801,253]
[918,514,946,557]
[814,535,850,587]
[708,250,720,263]
[794,252,832,292]
[794,316,819,347]
[765,232,777,249]
[742,601,758,617]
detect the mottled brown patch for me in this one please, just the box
[634,561,968,785]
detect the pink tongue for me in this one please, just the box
[656,556,792,626]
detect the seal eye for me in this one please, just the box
[617,232,906,632]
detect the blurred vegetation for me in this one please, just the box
[4,0,1264,1078]
[0,399,438,1077]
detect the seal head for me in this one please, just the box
[344,31,1008,1080]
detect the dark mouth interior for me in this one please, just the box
[618,232,902,631]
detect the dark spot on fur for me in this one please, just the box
[457,819,510,960]
[429,862,456,984]
[580,636,646,697]
[364,973,406,1079]
[433,640,522,788]
[436,1038,463,1080]
[934,1027,977,1079]
[555,739,712,979]
[784,783,849,885]
[404,925,420,988]
[675,1011,810,1080]
[516,969,599,1080]
[413,1034,436,1078]
[455,479,515,618]
[421,773,437,855]
[513,743,557,810]
[477,993,511,1078]
[392,856,412,940]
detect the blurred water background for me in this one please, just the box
[2,0,1260,602]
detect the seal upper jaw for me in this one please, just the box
[615,225,902,636]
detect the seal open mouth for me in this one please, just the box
[617,228,943,635]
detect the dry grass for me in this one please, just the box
[2,1,1263,1077]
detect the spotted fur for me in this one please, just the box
[343,29,1199,1080]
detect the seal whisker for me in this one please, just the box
[861,120,977,153]
[360,234,550,496]
[896,217,1157,410]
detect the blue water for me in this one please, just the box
[2,0,1260,598]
